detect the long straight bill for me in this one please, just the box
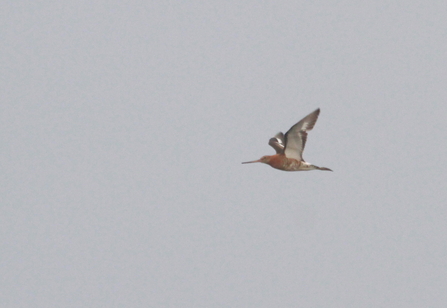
[241,159,261,164]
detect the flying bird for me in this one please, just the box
[242,108,332,172]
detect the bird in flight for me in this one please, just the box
[242,108,332,172]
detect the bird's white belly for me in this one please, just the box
[294,161,316,171]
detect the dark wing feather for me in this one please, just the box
[284,109,320,160]
[268,132,285,154]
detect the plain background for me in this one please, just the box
[2,1,447,307]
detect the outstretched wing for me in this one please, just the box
[268,132,285,154]
[284,108,320,160]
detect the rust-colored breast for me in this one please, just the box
[267,155,301,171]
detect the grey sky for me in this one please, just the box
[2,1,447,307]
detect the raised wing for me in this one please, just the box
[268,132,285,154]
[284,108,320,160]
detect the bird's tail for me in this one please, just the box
[316,166,333,172]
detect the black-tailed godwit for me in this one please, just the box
[242,108,332,172]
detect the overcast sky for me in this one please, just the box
[2,1,447,307]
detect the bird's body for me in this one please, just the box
[242,108,332,172]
